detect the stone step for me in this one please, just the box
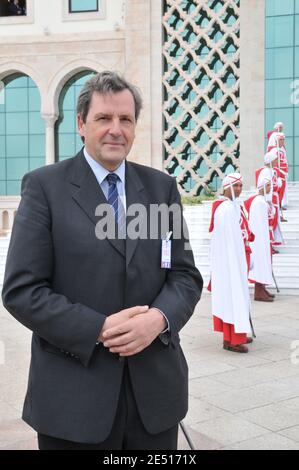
[273,245,299,254]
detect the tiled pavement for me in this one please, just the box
[1,292,299,450]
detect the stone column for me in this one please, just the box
[125,0,152,167]
[240,0,265,190]
[42,114,58,165]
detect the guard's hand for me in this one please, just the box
[102,308,167,357]
[98,305,149,343]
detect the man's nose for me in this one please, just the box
[108,118,122,136]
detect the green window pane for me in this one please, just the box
[0,136,5,157]
[6,135,29,158]
[76,74,94,86]
[266,16,294,48]
[56,71,95,162]
[266,47,294,79]
[6,180,21,196]
[1,74,44,195]
[296,1,299,14]
[61,87,75,111]
[266,0,294,16]
[0,114,5,135]
[0,159,6,179]
[5,76,28,88]
[6,112,29,135]
[69,0,98,13]
[294,108,299,135]
[29,88,41,111]
[285,137,294,165]
[59,110,76,133]
[5,88,28,112]
[295,47,299,76]
[0,181,6,196]
[294,165,299,179]
[266,79,294,108]
[29,135,45,157]
[28,78,37,88]
[7,158,28,179]
[29,158,45,171]
[266,108,293,136]
[29,112,45,134]
[295,15,299,45]
[57,133,76,157]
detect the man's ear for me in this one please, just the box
[77,114,85,138]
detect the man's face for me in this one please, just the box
[265,182,272,194]
[224,182,243,199]
[232,182,243,198]
[78,90,136,171]
[278,137,284,147]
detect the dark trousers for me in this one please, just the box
[38,363,178,450]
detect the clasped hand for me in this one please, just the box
[97,306,167,357]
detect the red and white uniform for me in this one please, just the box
[244,168,274,286]
[209,177,252,347]
[255,163,284,246]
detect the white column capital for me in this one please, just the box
[41,114,59,128]
[41,114,58,166]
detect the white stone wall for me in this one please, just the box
[0,0,125,36]
[0,0,267,205]
[239,0,265,190]
[0,0,157,172]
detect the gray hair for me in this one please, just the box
[77,71,143,122]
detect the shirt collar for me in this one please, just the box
[83,147,126,185]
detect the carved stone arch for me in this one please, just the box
[0,60,44,99]
[45,59,107,118]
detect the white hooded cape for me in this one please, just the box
[210,199,251,334]
[248,195,274,285]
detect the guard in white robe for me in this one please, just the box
[209,173,252,353]
[245,169,275,302]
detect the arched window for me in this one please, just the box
[0,73,44,195]
[55,70,95,162]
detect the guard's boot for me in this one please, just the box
[254,283,274,302]
[263,286,275,298]
[226,343,248,353]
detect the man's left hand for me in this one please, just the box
[102,308,167,357]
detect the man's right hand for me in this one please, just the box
[97,305,149,343]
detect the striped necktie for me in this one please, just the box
[106,173,126,239]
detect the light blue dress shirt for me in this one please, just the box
[83,148,126,212]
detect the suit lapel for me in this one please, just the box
[125,161,149,267]
[67,150,125,258]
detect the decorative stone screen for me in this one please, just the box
[163,0,240,195]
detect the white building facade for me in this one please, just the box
[0,0,292,230]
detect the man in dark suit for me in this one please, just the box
[2,71,203,450]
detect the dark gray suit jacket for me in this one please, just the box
[2,150,203,444]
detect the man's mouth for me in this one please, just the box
[103,142,124,146]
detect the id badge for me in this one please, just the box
[161,232,172,269]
